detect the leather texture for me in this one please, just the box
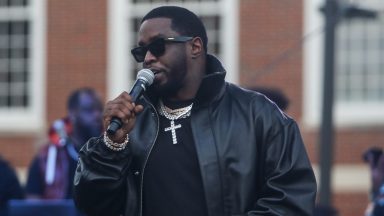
[74,55,317,216]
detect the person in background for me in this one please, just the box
[363,147,384,216]
[74,6,316,216]
[25,87,103,199]
[0,156,24,215]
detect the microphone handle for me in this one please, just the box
[129,79,146,102]
[106,79,146,135]
[106,118,122,135]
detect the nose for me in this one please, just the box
[143,50,157,65]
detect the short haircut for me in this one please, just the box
[142,6,208,53]
[67,87,98,111]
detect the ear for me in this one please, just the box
[190,37,204,59]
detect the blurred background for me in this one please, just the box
[0,0,383,215]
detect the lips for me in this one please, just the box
[149,68,164,78]
[149,68,163,83]
[150,68,161,75]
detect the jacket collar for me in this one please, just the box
[194,54,226,108]
[145,54,227,108]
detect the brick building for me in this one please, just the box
[0,0,383,215]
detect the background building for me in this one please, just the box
[0,0,383,215]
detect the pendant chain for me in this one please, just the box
[158,100,193,120]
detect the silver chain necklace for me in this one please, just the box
[158,100,193,144]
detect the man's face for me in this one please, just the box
[137,18,190,98]
[72,93,103,139]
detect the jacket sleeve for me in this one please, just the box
[73,136,133,216]
[249,107,317,215]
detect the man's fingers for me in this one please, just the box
[134,104,144,113]
[102,92,144,133]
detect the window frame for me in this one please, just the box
[0,0,46,132]
[303,0,384,127]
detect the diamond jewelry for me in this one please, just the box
[158,100,193,144]
[103,131,129,151]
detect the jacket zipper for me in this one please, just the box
[139,100,159,216]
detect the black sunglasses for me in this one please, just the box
[131,36,193,63]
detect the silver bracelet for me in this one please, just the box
[103,131,129,151]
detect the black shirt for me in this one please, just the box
[143,100,208,216]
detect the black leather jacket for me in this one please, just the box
[74,55,317,216]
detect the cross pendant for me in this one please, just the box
[164,120,182,144]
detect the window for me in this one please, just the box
[304,0,384,127]
[336,4,384,103]
[0,0,45,132]
[107,0,238,99]
[0,20,29,108]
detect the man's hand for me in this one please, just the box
[103,92,144,143]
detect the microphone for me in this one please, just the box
[107,69,155,135]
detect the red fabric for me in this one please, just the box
[37,117,73,199]
[48,117,72,146]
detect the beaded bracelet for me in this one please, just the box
[103,131,129,151]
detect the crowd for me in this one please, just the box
[0,88,103,216]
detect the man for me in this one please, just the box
[26,88,103,199]
[74,6,316,216]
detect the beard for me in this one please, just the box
[149,79,184,98]
[149,53,188,98]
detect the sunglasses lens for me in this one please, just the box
[148,39,165,57]
[131,47,147,63]
[130,38,167,62]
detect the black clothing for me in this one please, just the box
[0,157,24,216]
[143,103,208,216]
[371,184,384,216]
[74,55,317,216]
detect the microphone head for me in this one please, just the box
[137,69,155,86]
